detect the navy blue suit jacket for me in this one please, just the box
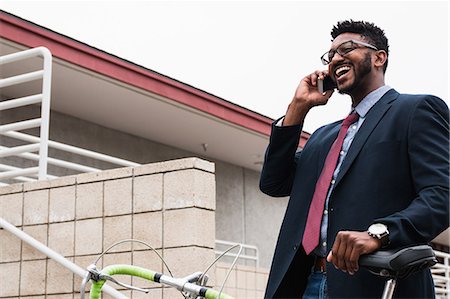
[260,89,449,298]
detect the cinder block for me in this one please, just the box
[23,179,51,191]
[236,269,247,289]
[164,208,215,248]
[23,189,49,225]
[224,268,237,288]
[76,182,103,219]
[226,287,238,298]
[163,246,215,281]
[74,254,102,294]
[48,221,75,256]
[75,218,103,255]
[163,286,185,298]
[46,258,74,294]
[0,262,20,297]
[133,288,162,299]
[48,175,76,188]
[163,169,215,210]
[246,270,256,290]
[76,166,133,184]
[102,252,132,287]
[0,182,23,195]
[103,215,132,252]
[104,178,132,216]
[133,157,215,176]
[102,290,131,299]
[47,294,73,299]
[133,249,164,275]
[257,290,266,299]
[215,266,227,289]
[256,272,268,291]
[236,288,246,298]
[0,193,23,226]
[49,186,75,222]
[246,289,257,299]
[20,259,46,295]
[133,174,163,213]
[132,212,162,250]
[22,224,48,260]
[0,226,21,262]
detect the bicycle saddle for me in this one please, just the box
[359,245,437,279]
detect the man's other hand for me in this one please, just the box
[326,231,382,275]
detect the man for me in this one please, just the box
[260,20,449,298]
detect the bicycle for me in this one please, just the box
[80,239,239,299]
[81,240,436,299]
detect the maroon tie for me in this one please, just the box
[302,112,359,255]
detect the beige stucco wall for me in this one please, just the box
[0,158,267,298]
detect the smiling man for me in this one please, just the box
[259,20,449,298]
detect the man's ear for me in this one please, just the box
[374,50,388,70]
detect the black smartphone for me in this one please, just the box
[318,75,337,93]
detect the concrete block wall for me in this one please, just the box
[0,158,231,298]
[214,262,268,299]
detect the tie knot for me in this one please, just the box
[342,112,359,127]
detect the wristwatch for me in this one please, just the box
[367,223,390,248]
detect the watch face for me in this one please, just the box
[370,223,387,235]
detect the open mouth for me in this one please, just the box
[334,65,351,80]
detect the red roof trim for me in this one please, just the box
[0,11,310,147]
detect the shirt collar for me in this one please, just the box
[354,85,392,118]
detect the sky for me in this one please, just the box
[0,0,448,133]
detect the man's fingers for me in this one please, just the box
[335,232,348,271]
[348,246,360,274]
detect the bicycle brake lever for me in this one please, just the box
[80,264,101,299]
[100,273,149,293]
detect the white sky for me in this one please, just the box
[0,0,448,133]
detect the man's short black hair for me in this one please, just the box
[331,20,389,72]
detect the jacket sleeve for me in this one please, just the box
[376,95,449,247]
[259,118,304,197]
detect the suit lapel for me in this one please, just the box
[334,89,399,187]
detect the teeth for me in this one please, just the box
[335,66,351,77]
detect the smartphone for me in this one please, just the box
[318,75,337,93]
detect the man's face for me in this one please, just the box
[327,33,374,95]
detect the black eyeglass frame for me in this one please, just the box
[320,39,379,65]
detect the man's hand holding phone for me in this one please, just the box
[283,71,335,126]
[318,75,338,94]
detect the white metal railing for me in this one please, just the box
[0,217,126,298]
[215,239,260,268]
[0,47,52,182]
[0,47,140,186]
[433,250,450,298]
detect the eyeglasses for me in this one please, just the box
[320,39,378,65]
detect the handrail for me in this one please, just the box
[0,94,42,110]
[1,47,141,185]
[215,239,259,268]
[0,46,52,181]
[2,131,140,167]
[0,217,127,299]
[0,70,44,88]
[432,250,450,298]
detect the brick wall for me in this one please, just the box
[215,262,268,299]
[0,158,226,298]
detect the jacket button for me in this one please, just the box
[293,245,298,251]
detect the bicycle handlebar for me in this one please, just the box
[88,264,234,299]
